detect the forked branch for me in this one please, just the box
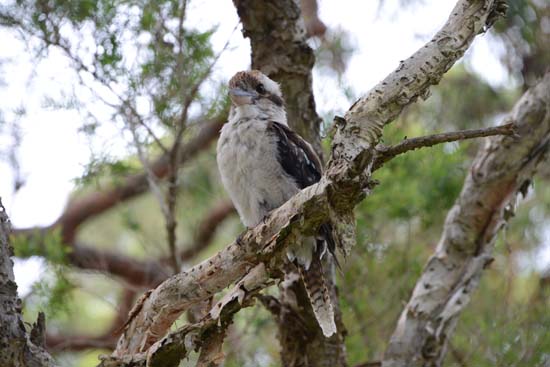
[101,1,507,366]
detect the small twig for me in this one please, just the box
[373,123,517,170]
[164,22,237,275]
[124,101,169,154]
[127,112,171,219]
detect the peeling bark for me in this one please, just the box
[0,199,58,367]
[99,264,268,367]
[382,72,550,367]
[104,1,505,365]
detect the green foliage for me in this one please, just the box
[30,265,75,318]
[13,228,68,264]
[405,65,519,131]
[74,155,139,188]
[366,122,465,226]
[2,1,549,367]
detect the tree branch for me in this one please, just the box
[382,72,550,367]
[68,244,170,287]
[12,116,225,287]
[233,1,347,364]
[46,289,135,352]
[57,115,225,242]
[16,200,235,289]
[99,264,268,367]
[372,123,517,170]
[46,334,117,352]
[102,1,506,365]
[0,199,58,367]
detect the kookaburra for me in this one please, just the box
[216,70,337,337]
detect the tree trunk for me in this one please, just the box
[382,72,550,367]
[0,199,58,367]
[233,0,347,365]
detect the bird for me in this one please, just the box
[216,70,337,337]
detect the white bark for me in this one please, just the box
[104,1,507,365]
[383,72,550,367]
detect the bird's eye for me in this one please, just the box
[256,84,266,94]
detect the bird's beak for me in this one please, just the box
[229,88,255,106]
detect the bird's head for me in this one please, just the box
[228,70,284,108]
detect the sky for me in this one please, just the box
[0,0,522,294]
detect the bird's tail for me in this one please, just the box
[298,255,337,337]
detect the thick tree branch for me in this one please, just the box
[382,72,550,367]
[12,117,226,286]
[15,201,234,288]
[372,123,516,170]
[102,1,506,365]
[99,264,268,367]
[0,199,58,367]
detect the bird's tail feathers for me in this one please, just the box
[299,257,337,337]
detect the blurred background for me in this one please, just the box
[0,0,548,366]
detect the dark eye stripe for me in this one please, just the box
[268,93,284,107]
